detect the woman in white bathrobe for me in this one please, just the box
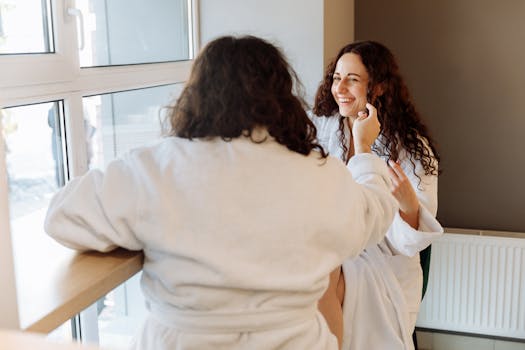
[312,41,443,350]
[44,36,398,350]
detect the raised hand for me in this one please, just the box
[352,103,380,154]
[387,160,420,229]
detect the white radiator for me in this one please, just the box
[416,231,525,340]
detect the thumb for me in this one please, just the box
[356,111,368,121]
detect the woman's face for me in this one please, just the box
[331,52,369,119]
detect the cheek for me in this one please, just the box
[330,84,338,102]
[351,85,368,100]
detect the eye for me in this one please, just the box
[332,76,341,82]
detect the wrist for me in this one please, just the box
[399,206,420,230]
[354,144,372,154]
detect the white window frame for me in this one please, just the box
[0,137,19,330]
[0,0,77,90]
[0,0,199,337]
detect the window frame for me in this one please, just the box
[0,136,19,330]
[0,0,199,338]
[0,0,77,89]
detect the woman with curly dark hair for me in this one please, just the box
[45,36,398,350]
[312,41,443,350]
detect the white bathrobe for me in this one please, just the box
[45,131,397,350]
[312,115,443,350]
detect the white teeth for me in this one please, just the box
[340,98,350,103]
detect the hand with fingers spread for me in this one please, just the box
[387,160,419,229]
[352,103,381,154]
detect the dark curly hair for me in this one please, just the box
[168,35,326,158]
[313,40,440,179]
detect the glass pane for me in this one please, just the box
[82,84,182,348]
[47,319,74,342]
[97,272,146,349]
[77,0,190,67]
[0,0,53,54]
[84,84,182,170]
[2,102,65,226]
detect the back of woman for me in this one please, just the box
[45,36,397,350]
[111,134,389,349]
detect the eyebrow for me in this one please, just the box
[333,72,362,78]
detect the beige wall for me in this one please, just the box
[356,0,525,232]
[323,0,354,68]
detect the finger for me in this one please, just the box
[390,186,403,201]
[360,103,374,118]
[388,160,407,180]
[387,167,401,187]
[365,103,377,117]
[356,112,368,121]
[387,165,398,178]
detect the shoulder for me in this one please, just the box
[116,137,186,173]
[416,135,435,155]
[308,112,340,140]
[375,134,437,167]
[308,111,339,128]
[402,135,438,169]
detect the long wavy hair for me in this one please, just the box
[168,35,326,158]
[313,40,439,178]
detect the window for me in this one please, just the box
[0,0,54,54]
[2,102,64,233]
[84,84,183,169]
[77,0,190,67]
[80,83,183,348]
[0,0,197,346]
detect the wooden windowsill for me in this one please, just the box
[12,224,143,334]
[0,329,99,349]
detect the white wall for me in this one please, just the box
[199,0,325,104]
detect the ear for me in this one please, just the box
[373,83,385,98]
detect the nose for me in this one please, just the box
[335,79,349,94]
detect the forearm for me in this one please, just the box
[399,207,419,230]
[385,205,444,256]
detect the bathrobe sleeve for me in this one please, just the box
[385,147,443,257]
[346,153,399,249]
[44,156,143,253]
[310,112,399,248]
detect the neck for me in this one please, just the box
[344,115,357,129]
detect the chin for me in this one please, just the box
[340,109,356,118]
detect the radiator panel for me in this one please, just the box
[416,233,525,339]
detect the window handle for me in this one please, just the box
[67,7,85,50]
